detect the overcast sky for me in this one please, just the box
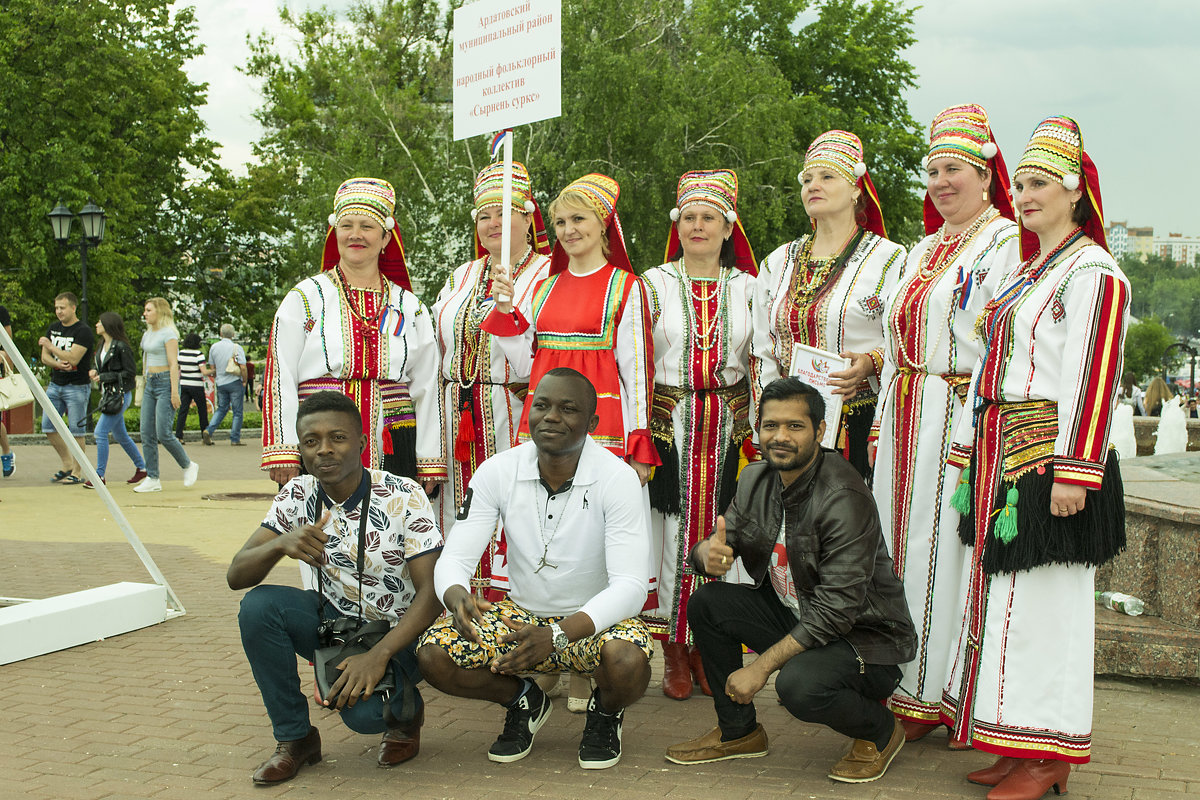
[183,0,1198,233]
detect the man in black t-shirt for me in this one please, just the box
[37,292,94,483]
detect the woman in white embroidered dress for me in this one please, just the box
[941,116,1129,800]
[872,105,1021,745]
[432,161,551,596]
[641,170,757,700]
[260,177,444,494]
[752,130,905,478]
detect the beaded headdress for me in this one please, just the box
[321,176,411,290]
[328,177,396,231]
[927,104,997,170]
[1014,115,1108,256]
[923,103,1016,234]
[470,161,550,258]
[664,169,757,273]
[671,170,739,221]
[801,130,866,186]
[1015,115,1083,189]
[798,130,888,239]
[549,173,633,274]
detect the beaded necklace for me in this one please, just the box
[457,246,535,387]
[333,265,389,332]
[975,227,1085,347]
[673,259,725,351]
[789,227,864,309]
[917,206,998,282]
[892,208,998,371]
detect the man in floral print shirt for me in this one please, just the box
[228,391,442,784]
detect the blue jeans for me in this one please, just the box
[206,381,244,443]
[140,372,190,478]
[43,382,90,436]
[238,585,423,741]
[94,391,144,478]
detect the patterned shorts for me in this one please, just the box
[418,599,653,675]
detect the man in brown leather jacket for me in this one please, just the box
[666,377,916,784]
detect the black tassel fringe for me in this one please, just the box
[647,437,681,515]
[960,450,1126,575]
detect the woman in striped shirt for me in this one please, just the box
[174,332,210,442]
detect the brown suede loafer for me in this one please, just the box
[665,724,768,764]
[378,706,424,767]
[252,726,321,784]
[828,717,905,783]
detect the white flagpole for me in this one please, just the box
[498,128,515,304]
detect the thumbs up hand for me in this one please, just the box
[703,516,735,577]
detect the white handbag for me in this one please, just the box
[225,356,242,376]
[0,361,34,411]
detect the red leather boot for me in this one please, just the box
[662,642,693,700]
[986,758,1070,800]
[968,756,1020,786]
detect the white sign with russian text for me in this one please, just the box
[452,0,562,140]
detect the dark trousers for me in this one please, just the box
[238,585,422,741]
[688,580,900,746]
[175,385,209,438]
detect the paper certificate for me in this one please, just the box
[788,343,850,449]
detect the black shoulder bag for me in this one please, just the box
[97,343,127,416]
[312,493,414,724]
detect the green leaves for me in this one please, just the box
[238,0,925,302]
[0,0,215,352]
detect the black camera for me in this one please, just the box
[317,615,363,648]
[313,616,395,704]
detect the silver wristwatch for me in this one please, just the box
[549,622,569,651]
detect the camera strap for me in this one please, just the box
[314,477,370,619]
[313,476,415,728]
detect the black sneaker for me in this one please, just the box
[488,681,552,763]
[578,690,623,769]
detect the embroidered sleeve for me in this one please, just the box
[402,292,448,481]
[1053,268,1129,489]
[615,277,660,465]
[749,249,784,434]
[261,287,312,471]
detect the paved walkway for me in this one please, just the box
[1,442,1197,799]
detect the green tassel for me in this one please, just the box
[993,485,1020,544]
[949,475,972,515]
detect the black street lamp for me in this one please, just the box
[47,200,107,324]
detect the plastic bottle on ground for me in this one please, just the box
[1095,590,1145,616]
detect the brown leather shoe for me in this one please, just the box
[378,706,424,767]
[899,717,938,742]
[828,717,905,783]
[968,756,1020,787]
[986,759,1070,800]
[688,645,712,696]
[661,642,693,700]
[252,726,321,784]
[665,724,768,764]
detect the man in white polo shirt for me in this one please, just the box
[417,367,652,770]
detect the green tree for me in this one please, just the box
[241,0,926,303]
[1121,253,1200,338]
[1124,316,1175,383]
[691,0,925,246]
[243,0,465,300]
[0,0,217,357]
